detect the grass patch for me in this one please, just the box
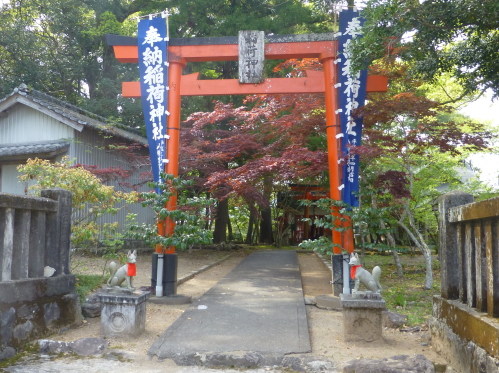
[74,274,106,303]
[363,252,441,327]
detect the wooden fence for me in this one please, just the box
[438,191,499,317]
[0,189,72,281]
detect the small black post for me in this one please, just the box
[151,253,178,296]
[332,254,343,296]
[163,253,178,295]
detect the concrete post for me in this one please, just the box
[1,208,14,281]
[28,210,46,278]
[437,191,473,300]
[11,209,30,280]
[41,189,72,276]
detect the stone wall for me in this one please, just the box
[435,192,499,373]
[0,189,81,360]
[0,275,82,359]
[430,297,499,373]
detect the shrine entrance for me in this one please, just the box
[107,31,386,249]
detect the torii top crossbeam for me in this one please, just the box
[106,34,387,96]
[106,32,388,254]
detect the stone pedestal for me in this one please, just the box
[97,289,150,338]
[340,293,386,342]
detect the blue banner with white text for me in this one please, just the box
[337,9,368,207]
[138,16,169,192]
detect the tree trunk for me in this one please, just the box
[405,202,434,289]
[384,231,404,278]
[390,241,404,278]
[372,194,404,278]
[205,192,211,230]
[259,207,273,244]
[245,212,255,244]
[391,247,404,278]
[398,218,433,290]
[359,230,366,266]
[227,213,233,241]
[275,214,284,248]
[259,175,274,244]
[213,199,228,244]
[253,219,260,244]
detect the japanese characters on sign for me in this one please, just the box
[138,16,169,192]
[238,30,265,84]
[336,9,368,207]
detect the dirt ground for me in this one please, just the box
[49,249,449,371]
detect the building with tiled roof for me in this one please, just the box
[0,84,154,231]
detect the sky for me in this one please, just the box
[459,90,499,189]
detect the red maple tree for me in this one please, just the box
[180,59,329,243]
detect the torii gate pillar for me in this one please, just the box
[320,51,344,252]
[163,59,186,253]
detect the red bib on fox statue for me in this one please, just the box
[127,263,137,277]
[350,265,362,279]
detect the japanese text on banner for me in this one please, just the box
[336,9,368,207]
[138,16,169,192]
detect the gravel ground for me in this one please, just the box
[2,249,451,373]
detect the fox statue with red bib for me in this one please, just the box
[348,253,382,293]
[107,250,137,290]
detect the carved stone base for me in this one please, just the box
[97,290,150,338]
[351,291,382,300]
[340,293,386,342]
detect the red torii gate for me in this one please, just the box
[106,33,387,254]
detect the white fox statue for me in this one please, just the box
[107,250,137,290]
[348,253,382,293]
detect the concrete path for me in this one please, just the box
[149,250,311,367]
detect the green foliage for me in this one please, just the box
[0,0,144,123]
[298,198,351,255]
[299,235,338,256]
[74,274,105,303]
[98,217,134,270]
[127,173,216,251]
[166,0,329,39]
[418,72,479,106]
[17,157,139,247]
[459,175,499,201]
[0,0,100,102]
[84,11,122,38]
[228,197,251,242]
[353,0,499,97]
[298,196,407,255]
